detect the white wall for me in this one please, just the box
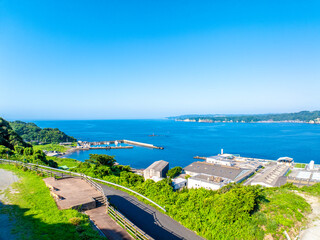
[187,178,221,190]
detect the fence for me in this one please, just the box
[0,159,154,240]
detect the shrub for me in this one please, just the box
[69,217,82,226]
[22,166,29,172]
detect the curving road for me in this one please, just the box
[99,184,204,240]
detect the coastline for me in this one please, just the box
[174,119,319,124]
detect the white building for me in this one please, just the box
[144,160,169,180]
[187,174,226,190]
[172,178,187,190]
[277,157,294,166]
[309,160,315,170]
[206,156,235,166]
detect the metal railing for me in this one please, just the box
[81,174,107,205]
[107,204,152,240]
[0,159,155,239]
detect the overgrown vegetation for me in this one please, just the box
[0,164,103,240]
[10,120,77,144]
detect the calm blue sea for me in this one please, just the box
[34,120,320,169]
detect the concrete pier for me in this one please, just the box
[80,139,164,150]
[122,140,164,149]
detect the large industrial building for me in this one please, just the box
[250,163,289,187]
[143,160,169,181]
[184,161,254,190]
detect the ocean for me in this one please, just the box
[34,119,320,169]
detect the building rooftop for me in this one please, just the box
[145,160,169,172]
[251,164,289,187]
[189,174,227,186]
[184,161,251,182]
[172,177,187,184]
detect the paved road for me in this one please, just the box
[99,184,204,240]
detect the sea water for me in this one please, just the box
[34,119,320,169]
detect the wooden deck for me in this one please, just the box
[43,177,101,210]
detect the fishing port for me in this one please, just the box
[76,139,164,150]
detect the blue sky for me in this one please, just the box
[1,1,320,120]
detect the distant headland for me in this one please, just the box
[169,110,320,124]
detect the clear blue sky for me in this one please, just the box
[1,0,320,120]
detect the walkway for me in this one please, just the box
[297,192,320,240]
[99,184,204,240]
[86,206,132,240]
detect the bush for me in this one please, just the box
[22,166,29,172]
[69,217,82,226]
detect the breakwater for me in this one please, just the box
[78,140,164,150]
[122,140,164,149]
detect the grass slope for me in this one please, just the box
[33,144,69,153]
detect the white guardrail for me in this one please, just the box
[0,159,166,212]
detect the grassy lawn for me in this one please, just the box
[0,164,103,240]
[33,144,69,153]
[295,163,306,168]
[48,156,81,168]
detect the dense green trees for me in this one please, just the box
[10,120,77,143]
[0,117,31,149]
[86,154,116,166]
[167,166,182,178]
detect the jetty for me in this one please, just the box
[122,140,164,149]
[77,139,164,150]
[88,146,133,150]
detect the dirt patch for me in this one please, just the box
[0,168,20,240]
[0,169,19,202]
[295,192,320,240]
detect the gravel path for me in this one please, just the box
[297,192,320,240]
[0,168,19,240]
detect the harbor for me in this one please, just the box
[76,139,164,150]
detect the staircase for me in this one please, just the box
[94,195,106,207]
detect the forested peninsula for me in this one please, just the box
[10,120,77,144]
[170,110,320,124]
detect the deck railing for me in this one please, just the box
[0,159,155,239]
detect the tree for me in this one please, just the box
[167,166,182,178]
[86,154,116,166]
[14,145,24,155]
[33,150,47,164]
[24,147,34,156]
[0,145,13,158]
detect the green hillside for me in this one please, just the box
[10,121,77,144]
[0,117,31,150]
